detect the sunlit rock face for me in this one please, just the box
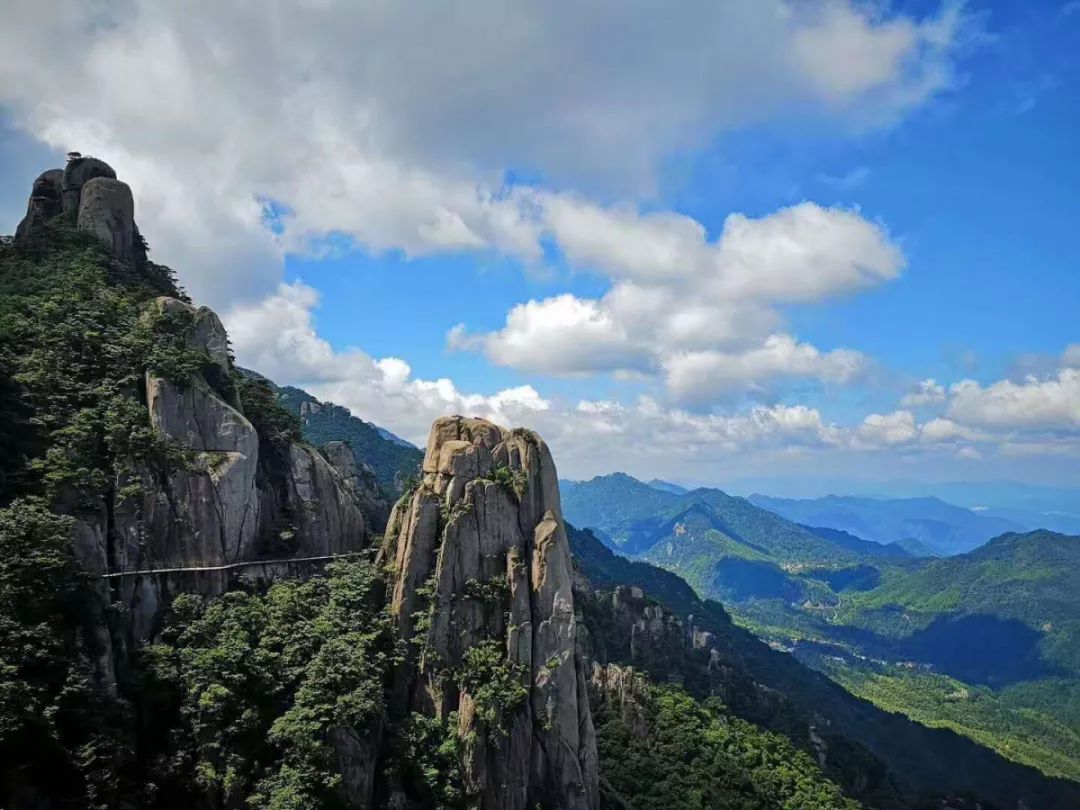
[381,415,599,810]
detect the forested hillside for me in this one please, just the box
[563,473,1080,784]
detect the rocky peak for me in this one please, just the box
[15,154,142,265]
[381,415,599,809]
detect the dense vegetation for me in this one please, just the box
[564,474,1080,788]
[809,657,1080,782]
[140,558,401,808]
[595,680,860,810]
[0,224,192,804]
[569,522,1080,807]
[0,502,130,806]
[836,531,1080,677]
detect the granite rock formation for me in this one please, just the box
[380,416,600,810]
[15,154,148,267]
[8,159,371,640]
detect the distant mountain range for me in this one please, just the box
[560,472,1080,781]
[567,523,1080,800]
[749,493,1024,556]
[647,478,687,495]
[560,473,903,618]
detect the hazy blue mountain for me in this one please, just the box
[647,478,687,495]
[972,505,1080,535]
[558,474,918,621]
[798,524,913,559]
[561,474,858,562]
[893,536,939,557]
[749,493,1024,556]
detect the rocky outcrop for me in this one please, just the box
[322,440,390,531]
[14,169,63,239]
[142,296,261,568]
[381,416,599,810]
[284,443,366,556]
[15,155,142,267]
[59,289,369,639]
[61,155,116,212]
[586,663,652,738]
[77,177,137,262]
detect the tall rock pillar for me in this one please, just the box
[381,416,599,810]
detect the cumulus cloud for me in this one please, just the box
[857,410,919,446]
[455,201,899,400]
[663,336,866,404]
[901,378,947,407]
[448,294,651,376]
[7,0,1030,476]
[1,0,961,309]
[222,282,906,472]
[919,417,988,443]
[225,282,553,443]
[946,370,1080,431]
[226,284,1079,475]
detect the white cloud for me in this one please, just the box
[946,370,1080,432]
[664,336,866,404]
[857,410,918,446]
[457,201,899,400]
[1062,344,1080,368]
[1,0,962,309]
[226,283,1079,477]
[919,417,987,443]
[225,282,552,443]
[449,294,651,376]
[901,377,947,407]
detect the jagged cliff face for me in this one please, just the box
[13,158,370,641]
[381,416,599,810]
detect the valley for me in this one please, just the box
[561,473,1080,782]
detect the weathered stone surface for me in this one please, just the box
[383,415,599,810]
[13,156,146,267]
[323,440,389,531]
[77,177,136,262]
[330,725,381,808]
[146,296,238,406]
[139,296,261,569]
[285,443,366,556]
[61,156,116,212]
[14,169,63,240]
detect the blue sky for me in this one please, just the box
[2,0,1079,493]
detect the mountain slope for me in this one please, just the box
[567,525,1080,808]
[750,493,1024,556]
[799,524,915,559]
[839,530,1080,681]
[560,474,907,633]
[647,478,687,495]
[562,474,866,564]
[274,383,422,494]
